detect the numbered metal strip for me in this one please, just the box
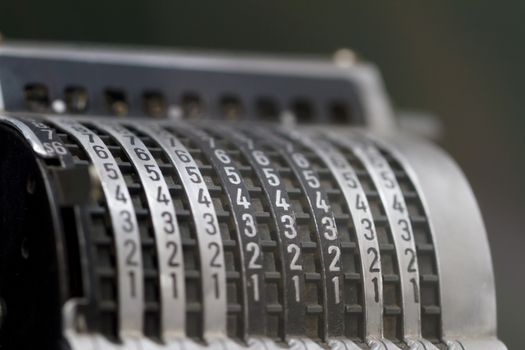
[174,122,266,338]
[0,115,63,159]
[327,133,426,342]
[134,122,227,342]
[23,118,78,165]
[245,125,344,339]
[0,115,76,166]
[207,125,306,337]
[364,135,447,350]
[327,133,432,347]
[286,129,383,340]
[94,121,187,342]
[50,118,145,342]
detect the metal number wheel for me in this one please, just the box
[0,115,505,350]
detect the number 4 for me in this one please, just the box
[115,185,127,203]
[236,188,250,209]
[393,194,404,213]
[198,188,212,208]
[157,186,170,205]
[275,190,290,211]
[315,191,330,213]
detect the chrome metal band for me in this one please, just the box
[288,129,383,340]
[50,118,145,342]
[138,123,227,342]
[327,132,424,344]
[174,122,267,338]
[251,126,345,339]
[94,121,187,341]
[367,131,507,350]
[0,115,57,158]
[209,125,306,337]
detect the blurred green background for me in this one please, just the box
[0,1,523,348]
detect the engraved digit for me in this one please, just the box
[380,171,395,188]
[236,188,251,209]
[281,215,297,239]
[125,239,138,266]
[315,191,330,212]
[328,245,341,271]
[225,167,241,185]
[393,194,404,213]
[104,163,118,179]
[322,216,337,240]
[212,273,220,298]
[175,149,191,163]
[209,242,221,267]
[292,275,300,302]
[405,248,417,273]
[93,144,109,159]
[247,242,262,269]
[362,218,375,240]
[303,170,320,188]
[144,164,160,181]
[120,209,134,232]
[156,186,170,205]
[162,211,175,234]
[275,190,290,211]
[186,166,202,183]
[263,168,280,186]
[166,241,179,267]
[399,219,412,241]
[198,188,212,208]
[372,277,379,303]
[242,213,256,237]
[332,276,341,304]
[214,149,231,164]
[253,150,270,166]
[368,247,380,272]
[410,277,420,303]
[355,194,367,212]
[203,213,217,235]
[287,244,302,271]
[129,271,137,298]
[251,274,260,301]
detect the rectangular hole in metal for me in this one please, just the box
[292,98,315,123]
[65,86,89,113]
[142,90,166,118]
[255,96,280,122]
[181,92,204,119]
[24,83,50,112]
[104,88,128,116]
[329,101,355,124]
[220,95,243,120]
